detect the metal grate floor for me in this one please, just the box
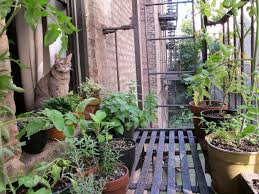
[128,128,213,194]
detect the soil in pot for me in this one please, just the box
[99,164,129,194]
[206,134,259,194]
[109,139,135,174]
[201,109,238,127]
[20,130,48,154]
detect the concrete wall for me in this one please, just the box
[84,0,136,92]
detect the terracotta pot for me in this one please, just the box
[48,127,65,141]
[206,134,259,194]
[189,100,227,140]
[84,98,100,120]
[103,164,129,194]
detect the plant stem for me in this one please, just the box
[0,0,21,37]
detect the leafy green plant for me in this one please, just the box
[80,110,120,144]
[17,111,52,140]
[1,158,71,194]
[101,87,157,136]
[80,78,102,99]
[43,93,81,114]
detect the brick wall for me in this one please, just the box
[84,0,136,92]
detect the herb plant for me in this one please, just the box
[43,93,81,114]
[80,78,102,99]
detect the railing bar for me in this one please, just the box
[187,130,210,194]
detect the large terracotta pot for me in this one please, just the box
[84,98,100,120]
[189,100,227,140]
[206,134,259,194]
[103,164,129,194]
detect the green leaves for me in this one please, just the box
[0,74,24,97]
[75,97,97,113]
[44,24,60,47]
[0,0,16,19]
[43,108,65,131]
[90,110,106,124]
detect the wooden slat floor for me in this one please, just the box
[128,128,213,194]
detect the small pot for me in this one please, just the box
[189,100,228,140]
[113,128,135,140]
[201,109,238,126]
[20,130,48,154]
[109,138,136,174]
[206,133,259,194]
[84,98,100,120]
[48,127,65,141]
[103,164,129,194]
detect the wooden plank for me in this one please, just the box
[130,131,148,181]
[133,131,140,142]
[167,130,176,194]
[151,131,166,193]
[178,130,192,194]
[135,131,158,194]
[187,130,210,194]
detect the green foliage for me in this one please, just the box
[3,158,70,194]
[169,108,193,128]
[80,78,102,98]
[64,137,99,171]
[99,143,121,175]
[69,174,105,194]
[17,111,52,139]
[101,86,157,136]
[80,110,120,144]
[43,94,81,114]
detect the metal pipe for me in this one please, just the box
[132,0,143,109]
[147,36,194,41]
[114,31,120,91]
[145,1,193,6]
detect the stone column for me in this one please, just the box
[0,19,24,178]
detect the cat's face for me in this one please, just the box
[54,53,72,73]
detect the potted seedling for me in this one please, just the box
[17,111,52,154]
[5,158,72,194]
[79,78,102,120]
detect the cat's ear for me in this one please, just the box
[66,53,73,63]
[55,53,60,63]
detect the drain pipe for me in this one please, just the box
[103,25,133,91]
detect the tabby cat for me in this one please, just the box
[34,53,72,109]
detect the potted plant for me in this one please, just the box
[17,111,52,154]
[98,143,129,194]
[63,136,99,177]
[43,93,81,114]
[205,115,258,194]
[101,86,157,139]
[109,138,136,175]
[79,78,102,120]
[44,98,96,140]
[5,158,72,194]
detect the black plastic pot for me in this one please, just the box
[20,130,48,154]
[52,184,71,194]
[201,109,238,126]
[110,138,136,175]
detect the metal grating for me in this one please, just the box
[129,128,213,194]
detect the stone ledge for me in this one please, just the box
[20,140,65,171]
